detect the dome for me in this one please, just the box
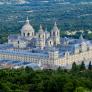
[21,17,34,33]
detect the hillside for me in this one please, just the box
[1,0,92,5]
[0,0,92,43]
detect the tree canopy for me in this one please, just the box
[0,62,92,92]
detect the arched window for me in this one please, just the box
[53,32,55,36]
[18,41,19,44]
[39,34,40,38]
[50,41,52,45]
[27,33,30,37]
[57,32,58,36]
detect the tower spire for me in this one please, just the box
[26,16,29,24]
[80,34,84,41]
[40,24,43,29]
[39,24,44,32]
[53,21,58,29]
[54,21,57,26]
[51,21,60,45]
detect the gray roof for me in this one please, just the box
[0,49,48,58]
[8,34,19,40]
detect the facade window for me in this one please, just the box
[39,34,40,38]
[27,33,30,37]
[53,32,55,36]
[50,41,52,45]
[43,35,44,38]
[18,41,19,44]
[57,32,58,36]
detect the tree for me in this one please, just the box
[80,61,86,71]
[74,87,89,92]
[71,62,77,71]
[63,82,74,92]
[88,61,92,70]
[57,66,64,72]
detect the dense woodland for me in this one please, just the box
[1,2,92,43]
[0,61,92,92]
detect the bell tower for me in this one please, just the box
[37,25,46,49]
[51,22,60,46]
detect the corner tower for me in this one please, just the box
[51,22,60,46]
[37,25,46,49]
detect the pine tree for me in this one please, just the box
[88,61,92,70]
[71,62,77,71]
[80,61,86,71]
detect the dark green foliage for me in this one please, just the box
[74,87,89,92]
[0,65,92,92]
[80,61,86,71]
[0,3,92,44]
[88,61,92,70]
[71,62,77,71]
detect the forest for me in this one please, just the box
[0,61,92,92]
[1,1,92,43]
